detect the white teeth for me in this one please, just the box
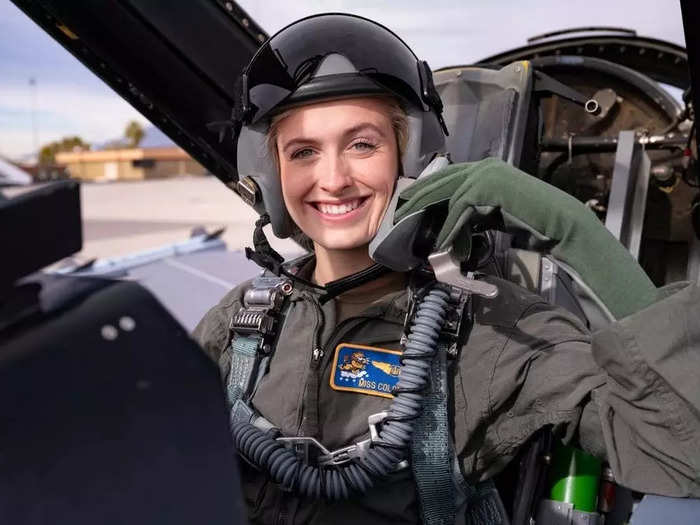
[318,199,361,215]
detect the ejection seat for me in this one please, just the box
[433,61,700,525]
[434,62,533,166]
[433,62,593,327]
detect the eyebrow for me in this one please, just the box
[342,123,388,139]
[280,122,388,154]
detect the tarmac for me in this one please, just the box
[77,175,302,262]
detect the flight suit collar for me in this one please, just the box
[282,254,409,325]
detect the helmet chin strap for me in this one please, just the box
[244,214,286,276]
[245,214,391,304]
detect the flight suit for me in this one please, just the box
[194,266,700,524]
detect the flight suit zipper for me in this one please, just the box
[295,294,325,437]
[296,296,372,437]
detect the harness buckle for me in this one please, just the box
[402,272,472,358]
[276,436,332,464]
[319,411,388,467]
[276,412,391,467]
[229,276,293,350]
[441,287,472,357]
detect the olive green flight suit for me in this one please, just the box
[194,270,700,525]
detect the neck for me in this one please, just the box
[312,243,375,285]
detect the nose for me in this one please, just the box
[318,152,352,194]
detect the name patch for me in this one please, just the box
[330,343,401,399]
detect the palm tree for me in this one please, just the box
[124,120,145,148]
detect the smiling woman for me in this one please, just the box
[193,12,700,525]
[273,97,404,285]
[194,14,459,524]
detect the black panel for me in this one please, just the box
[0,274,245,524]
[1,181,81,289]
[10,0,268,186]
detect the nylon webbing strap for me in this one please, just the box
[226,334,260,425]
[412,343,507,525]
[412,342,456,525]
[464,480,509,525]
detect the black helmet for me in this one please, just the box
[234,13,448,238]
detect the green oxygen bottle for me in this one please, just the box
[548,444,602,513]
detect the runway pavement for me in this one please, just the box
[78,175,302,261]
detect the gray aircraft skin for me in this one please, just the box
[0,157,32,186]
[6,1,700,523]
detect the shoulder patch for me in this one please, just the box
[330,343,401,399]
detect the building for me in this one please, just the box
[55,146,207,182]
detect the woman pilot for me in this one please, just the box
[194,13,700,525]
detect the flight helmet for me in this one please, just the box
[233,13,448,239]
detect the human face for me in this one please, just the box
[275,98,399,253]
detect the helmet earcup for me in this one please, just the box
[237,126,296,238]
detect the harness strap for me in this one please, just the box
[412,343,509,525]
[411,341,456,525]
[226,334,262,425]
[463,480,510,525]
[225,272,293,426]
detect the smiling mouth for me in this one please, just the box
[312,197,368,216]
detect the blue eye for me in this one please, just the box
[291,148,314,160]
[352,141,377,152]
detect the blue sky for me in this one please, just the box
[0,0,686,161]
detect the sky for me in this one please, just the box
[0,0,687,161]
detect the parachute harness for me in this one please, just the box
[227,271,455,501]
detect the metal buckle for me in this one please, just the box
[318,412,388,467]
[401,262,474,356]
[243,278,293,309]
[428,247,499,299]
[276,436,332,464]
[230,277,293,347]
[276,412,391,467]
[441,287,472,357]
[237,176,260,207]
[230,309,275,335]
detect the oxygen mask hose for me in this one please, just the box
[231,286,451,500]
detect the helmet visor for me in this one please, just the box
[242,14,428,124]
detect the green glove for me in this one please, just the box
[395,157,657,320]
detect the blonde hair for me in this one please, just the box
[266,96,409,170]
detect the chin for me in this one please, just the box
[312,232,372,252]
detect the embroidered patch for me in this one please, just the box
[330,343,401,398]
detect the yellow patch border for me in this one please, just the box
[329,342,402,399]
